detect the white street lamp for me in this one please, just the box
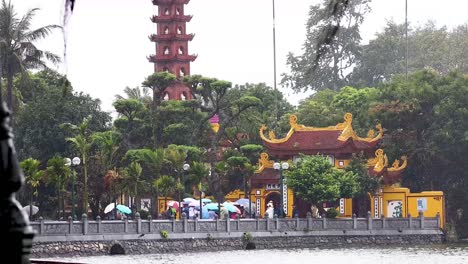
[274,161,289,217]
[65,157,81,220]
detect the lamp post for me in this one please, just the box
[273,161,289,217]
[65,157,81,220]
[178,163,190,218]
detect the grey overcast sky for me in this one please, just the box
[12,0,468,114]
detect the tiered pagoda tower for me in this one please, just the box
[149,0,197,100]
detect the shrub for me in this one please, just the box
[160,229,169,239]
[325,207,339,218]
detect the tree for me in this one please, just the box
[0,1,61,111]
[285,155,358,211]
[120,161,146,213]
[282,0,371,92]
[350,21,468,87]
[142,72,177,147]
[14,70,111,162]
[45,155,71,219]
[62,117,93,215]
[154,175,176,217]
[19,158,44,219]
[124,148,165,217]
[345,153,382,217]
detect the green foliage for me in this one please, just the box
[0,1,61,110]
[285,155,358,205]
[282,0,371,92]
[154,175,176,204]
[242,232,253,243]
[15,71,111,162]
[345,153,381,196]
[159,229,169,239]
[138,210,149,220]
[351,21,468,87]
[325,207,339,219]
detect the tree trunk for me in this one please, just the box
[6,72,14,113]
[83,155,88,216]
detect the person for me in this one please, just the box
[292,205,299,218]
[265,201,274,219]
[182,204,190,219]
[208,210,217,220]
[220,205,229,220]
[166,205,175,219]
[311,204,319,218]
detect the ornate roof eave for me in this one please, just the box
[153,0,190,6]
[148,54,197,63]
[255,153,274,173]
[260,113,383,145]
[387,156,408,172]
[367,149,407,174]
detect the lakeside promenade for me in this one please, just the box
[31,212,444,258]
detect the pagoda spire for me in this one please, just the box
[149,0,197,100]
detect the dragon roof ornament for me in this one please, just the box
[259,113,383,144]
[255,152,274,173]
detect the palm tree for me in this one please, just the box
[124,148,165,217]
[0,0,61,111]
[19,158,44,220]
[120,161,147,214]
[61,117,92,215]
[153,175,176,218]
[45,155,71,219]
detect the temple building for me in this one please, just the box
[247,113,444,226]
[149,0,197,101]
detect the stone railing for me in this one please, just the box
[31,211,441,237]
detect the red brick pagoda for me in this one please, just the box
[149,0,197,100]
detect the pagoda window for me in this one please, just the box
[179,67,186,76]
[164,8,170,15]
[163,93,169,101]
[338,160,345,168]
[178,46,184,55]
[163,27,169,34]
[177,26,183,34]
[163,46,170,55]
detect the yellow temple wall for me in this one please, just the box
[371,187,445,228]
[407,191,445,228]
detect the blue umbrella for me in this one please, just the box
[197,198,212,204]
[223,202,240,213]
[205,203,219,211]
[116,204,132,214]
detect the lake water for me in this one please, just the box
[41,245,468,264]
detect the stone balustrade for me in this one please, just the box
[31,212,441,238]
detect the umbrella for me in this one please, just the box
[183,197,197,203]
[236,198,256,213]
[205,203,220,211]
[223,202,241,214]
[116,204,132,215]
[104,203,116,214]
[196,198,211,204]
[22,205,39,216]
[167,200,179,210]
[188,201,200,207]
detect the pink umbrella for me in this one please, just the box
[167,200,179,210]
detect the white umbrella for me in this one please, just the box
[104,203,116,214]
[22,205,39,216]
[183,197,197,203]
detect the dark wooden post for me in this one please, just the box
[0,102,34,263]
